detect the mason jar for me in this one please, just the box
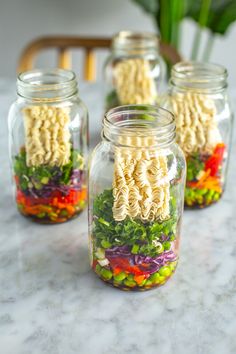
[8,69,88,223]
[161,61,233,208]
[104,31,166,110]
[89,105,186,291]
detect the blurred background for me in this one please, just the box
[1,0,236,83]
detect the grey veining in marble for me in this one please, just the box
[0,79,236,354]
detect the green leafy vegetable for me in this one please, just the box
[186,154,204,181]
[186,0,236,36]
[14,148,83,191]
[92,189,177,258]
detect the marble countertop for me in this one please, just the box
[0,79,236,354]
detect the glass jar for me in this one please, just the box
[8,69,88,223]
[161,61,233,208]
[89,105,186,291]
[104,31,166,110]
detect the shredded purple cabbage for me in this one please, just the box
[159,233,170,242]
[23,169,84,199]
[105,245,177,274]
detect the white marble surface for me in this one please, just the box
[0,79,236,354]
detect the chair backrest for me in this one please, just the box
[18,36,182,81]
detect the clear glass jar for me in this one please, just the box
[89,105,186,291]
[104,31,166,110]
[161,61,233,208]
[8,69,88,223]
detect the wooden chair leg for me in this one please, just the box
[18,51,35,73]
[84,49,96,81]
[58,48,71,69]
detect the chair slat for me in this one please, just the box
[84,49,96,81]
[17,36,181,81]
[58,48,71,69]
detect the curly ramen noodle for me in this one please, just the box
[23,105,71,167]
[170,92,222,156]
[112,135,170,222]
[114,58,157,105]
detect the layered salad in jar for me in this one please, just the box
[106,58,158,109]
[14,105,87,223]
[91,136,182,291]
[170,92,226,208]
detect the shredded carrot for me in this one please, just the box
[187,169,222,193]
[195,169,211,188]
[65,205,75,214]
[16,185,87,221]
[79,189,87,201]
[134,274,146,284]
[113,267,122,275]
[23,206,43,215]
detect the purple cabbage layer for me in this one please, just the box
[105,245,177,274]
[22,169,84,199]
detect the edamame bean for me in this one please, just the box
[189,190,195,199]
[114,272,127,282]
[138,279,147,287]
[113,281,121,287]
[158,275,166,284]
[196,195,203,204]
[95,264,102,274]
[149,272,161,284]
[159,266,171,277]
[200,188,208,195]
[124,279,136,288]
[100,268,113,280]
[37,212,46,218]
[208,189,215,198]
[144,280,153,287]
[213,192,220,201]
[169,262,176,271]
[185,198,193,206]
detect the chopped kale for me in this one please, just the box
[92,189,178,258]
[186,154,204,181]
[13,148,83,191]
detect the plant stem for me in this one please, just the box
[159,0,171,43]
[171,0,185,50]
[202,32,215,61]
[191,0,212,60]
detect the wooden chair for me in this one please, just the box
[18,36,182,81]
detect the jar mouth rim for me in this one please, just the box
[18,68,77,90]
[171,61,227,84]
[103,105,176,147]
[105,104,174,128]
[112,31,159,49]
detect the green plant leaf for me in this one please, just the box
[186,0,236,35]
[209,1,236,34]
[131,0,187,51]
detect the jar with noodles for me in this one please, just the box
[8,69,88,223]
[162,61,233,208]
[89,105,185,291]
[104,31,165,110]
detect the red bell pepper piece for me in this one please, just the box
[205,143,225,176]
[108,257,144,275]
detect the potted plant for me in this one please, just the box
[132,0,236,61]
